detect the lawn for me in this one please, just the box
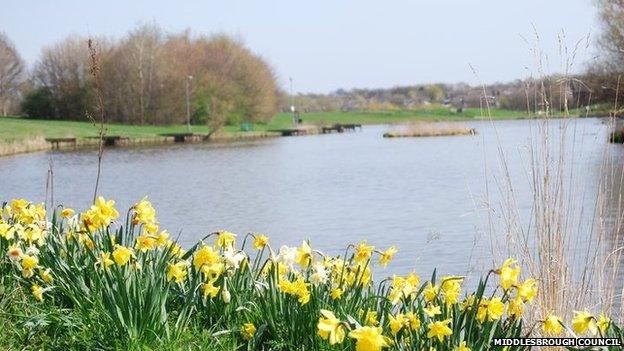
[0,105,588,144]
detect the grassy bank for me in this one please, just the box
[0,105,599,156]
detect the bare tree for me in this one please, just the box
[0,33,25,116]
[597,0,624,71]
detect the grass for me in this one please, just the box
[0,106,545,143]
[0,105,603,157]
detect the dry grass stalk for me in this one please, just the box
[383,121,476,138]
[474,30,624,333]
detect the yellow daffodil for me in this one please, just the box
[253,234,269,250]
[331,287,344,300]
[202,280,220,299]
[295,241,312,268]
[507,296,524,318]
[424,305,441,317]
[242,322,256,340]
[132,198,157,226]
[424,282,438,302]
[348,326,389,351]
[354,240,374,264]
[193,244,221,271]
[98,252,114,269]
[597,314,610,334]
[497,258,520,290]
[378,246,397,267]
[166,261,188,283]
[31,283,43,302]
[441,276,463,304]
[215,231,236,248]
[156,231,169,247]
[460,294,475,311]
[455,341,471,351]
[389,314,406,335]
[365,310,379,326]
[572,311,597,335]
[427,319,453,342]
[60,208,74,218]
[543,314,563,335]
[516,278,537,302]
[405,312,421,330]
[317,309,346,345]
[0,222,13,240]
[21,254,38,270]
[112,245,133,266]
[38,268,53,284]
[135,233,156,252]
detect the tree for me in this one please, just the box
[29,36,95,120]
[0,33,25,116]
[597,0,624,71]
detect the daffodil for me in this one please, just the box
[405,312,421,330]
[427,319,453,342]
[455,341,471,351]
[295,241,312,268]
[516,278,537,302]
[166,261,188,283]
[98,252,114,269]
[364,310,379,326]
[221,284,231,303]
[0,221,13,240]
[572,311,597,335]
[132,198,157,227]
[389,313,406,335]
[507,296,524,318]
[331,287,344,300]
[597,314,610,334]
[317,309,346,345]
[497,258,520,290]
[354,240,374,264]
[215,231,236,248]
[112,245,133,266]
[7,244,23,261]
[193,244,221,271]
[253,234,269,250]
[202,280,220,299]
[424,282,438,302]
[424,305,441,317]
[38,268,53,283]
[31,283,43,302]
[348,326,389,351]
[378,246,397,267]
[135,233,156,252]
[543,314,563,335]
[21,254,38,270]
[242,323,256,340]
[60,208,74,218]
[441,276,463,304]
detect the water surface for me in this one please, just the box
[0,118,614,281]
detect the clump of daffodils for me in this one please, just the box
[0,197,620,350]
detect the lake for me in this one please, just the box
[0,118,616,283]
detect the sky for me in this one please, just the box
[1,0,599,93]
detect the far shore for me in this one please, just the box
[0,107,604,157]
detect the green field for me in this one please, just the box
[0,107,533,143]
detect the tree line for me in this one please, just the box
[0,24,282,129]
[3,1,624,124]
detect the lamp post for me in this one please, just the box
[289,77,296,126]
[186,75,193,132]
